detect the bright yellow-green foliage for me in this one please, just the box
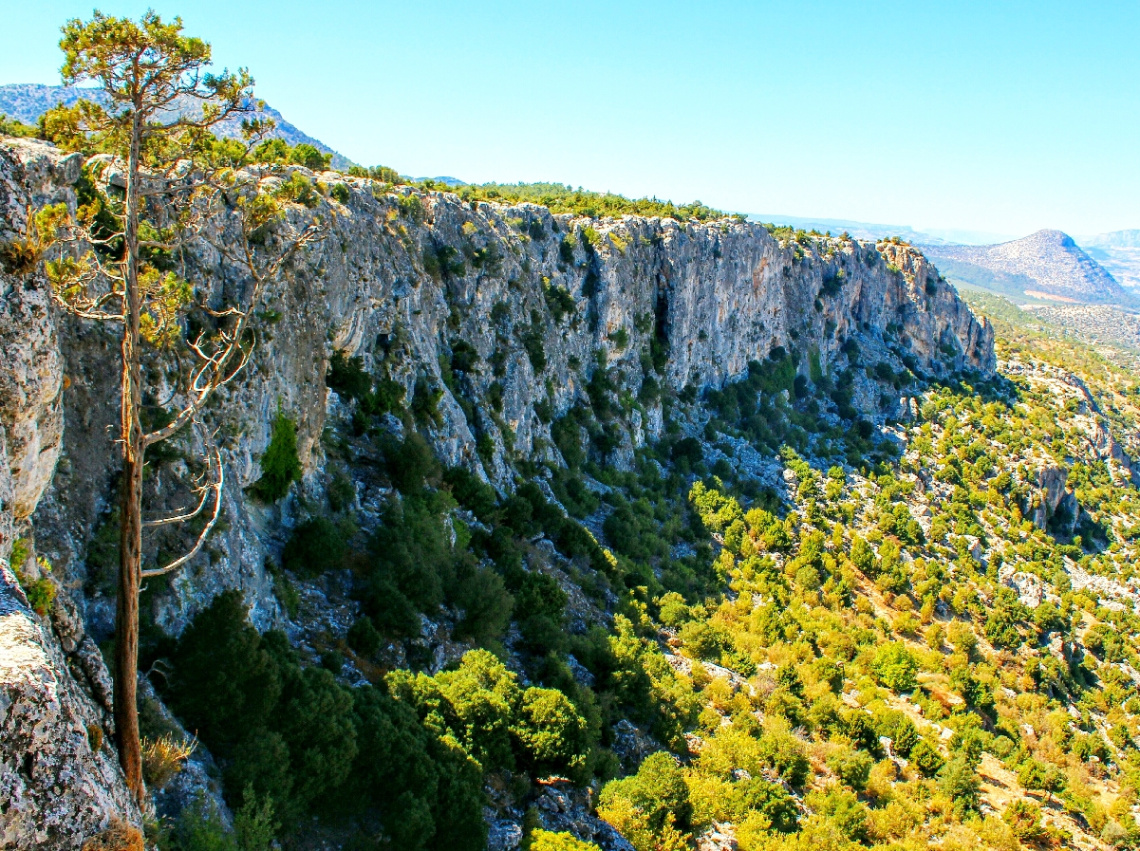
[0,114,36,138]
[529,829,601,851]
[388,649,591,778]
[592,327,1140,848]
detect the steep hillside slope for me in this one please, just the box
[925,230,1133,305]
[31,133,1140,851]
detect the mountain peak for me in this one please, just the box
[925,228,1131,305]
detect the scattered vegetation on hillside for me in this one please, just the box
[452,183,734,222]
[151,288,1140,850]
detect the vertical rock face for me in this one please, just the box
[0,139,994,646]
[6,138,994,632]
[0,139,138,849]
[0,137,995,840]
[0,140,71,522]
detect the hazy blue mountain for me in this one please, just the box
[1080,229,1140,249]
[413,176,466,186]
[0,83,353,170]
[1077,230,1140,291]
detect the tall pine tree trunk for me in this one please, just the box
[114,104,145,804]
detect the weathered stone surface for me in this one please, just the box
[0,565,139,848]
[0,141,68,523]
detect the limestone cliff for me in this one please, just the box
[0,136,994,843]
[0,139,139,848]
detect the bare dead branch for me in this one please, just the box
[140,433,223,579]
[143,476,214,528]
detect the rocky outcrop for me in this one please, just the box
[0,565,139,848]
[0,140,72,522]
[1030,466,1078,534]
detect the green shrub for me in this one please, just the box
[598,752,692,833]
[757,728,811,787]
[381,431,442,493]
[411,377,444,427]
[514,686,590,777]
[326,350,371,401]
[808,788,868,843]
[249,412,302,503]
[939,754,980,816]
[522,322,547,373]
[251,137,291,164]
[451,556,513,645]
[608,328,629,351]
[544,284,576,322]
[826,746,873,791]
[0,113,36,138]
[347,163,403,184]
[168,590,491,848]
[398,194,425,222]
[730,778,799,833]
[908,738,944,777]
[329,182,350,204]
[281,517,347,577]
[168,591,284,751]
[363,491,455,634]
[326,473,356,512]
[530,830,600,851]
[14,555,56,616]
[450,339,480,374]
[290,143,331,171]
[273,172,320,208]
[552,414,586,471]
[444,466,500,522]
[347,616,382,657]
[871,641,918,692]
[350,685,485,851]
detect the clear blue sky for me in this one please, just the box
[3,1,1138,237]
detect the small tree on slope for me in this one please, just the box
[26,11,324,802]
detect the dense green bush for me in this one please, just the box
[326,350,372,401]
[390,650,592,779]
[871,641,918,692]
[411,377,444,427]
[347,163,403,184]
[381,431,442,493]
[347,615,381,657]
[249,412,302,503]
[166,591,487,848]
[362,490,455,634]
[281,517,347,577]
[598,752,692,833]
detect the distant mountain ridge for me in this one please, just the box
[922,229,1134,306]
[1081,229,1140,249]
[1078,231,1140,290]
[0,83,352,170]
[749,213,1014,246]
